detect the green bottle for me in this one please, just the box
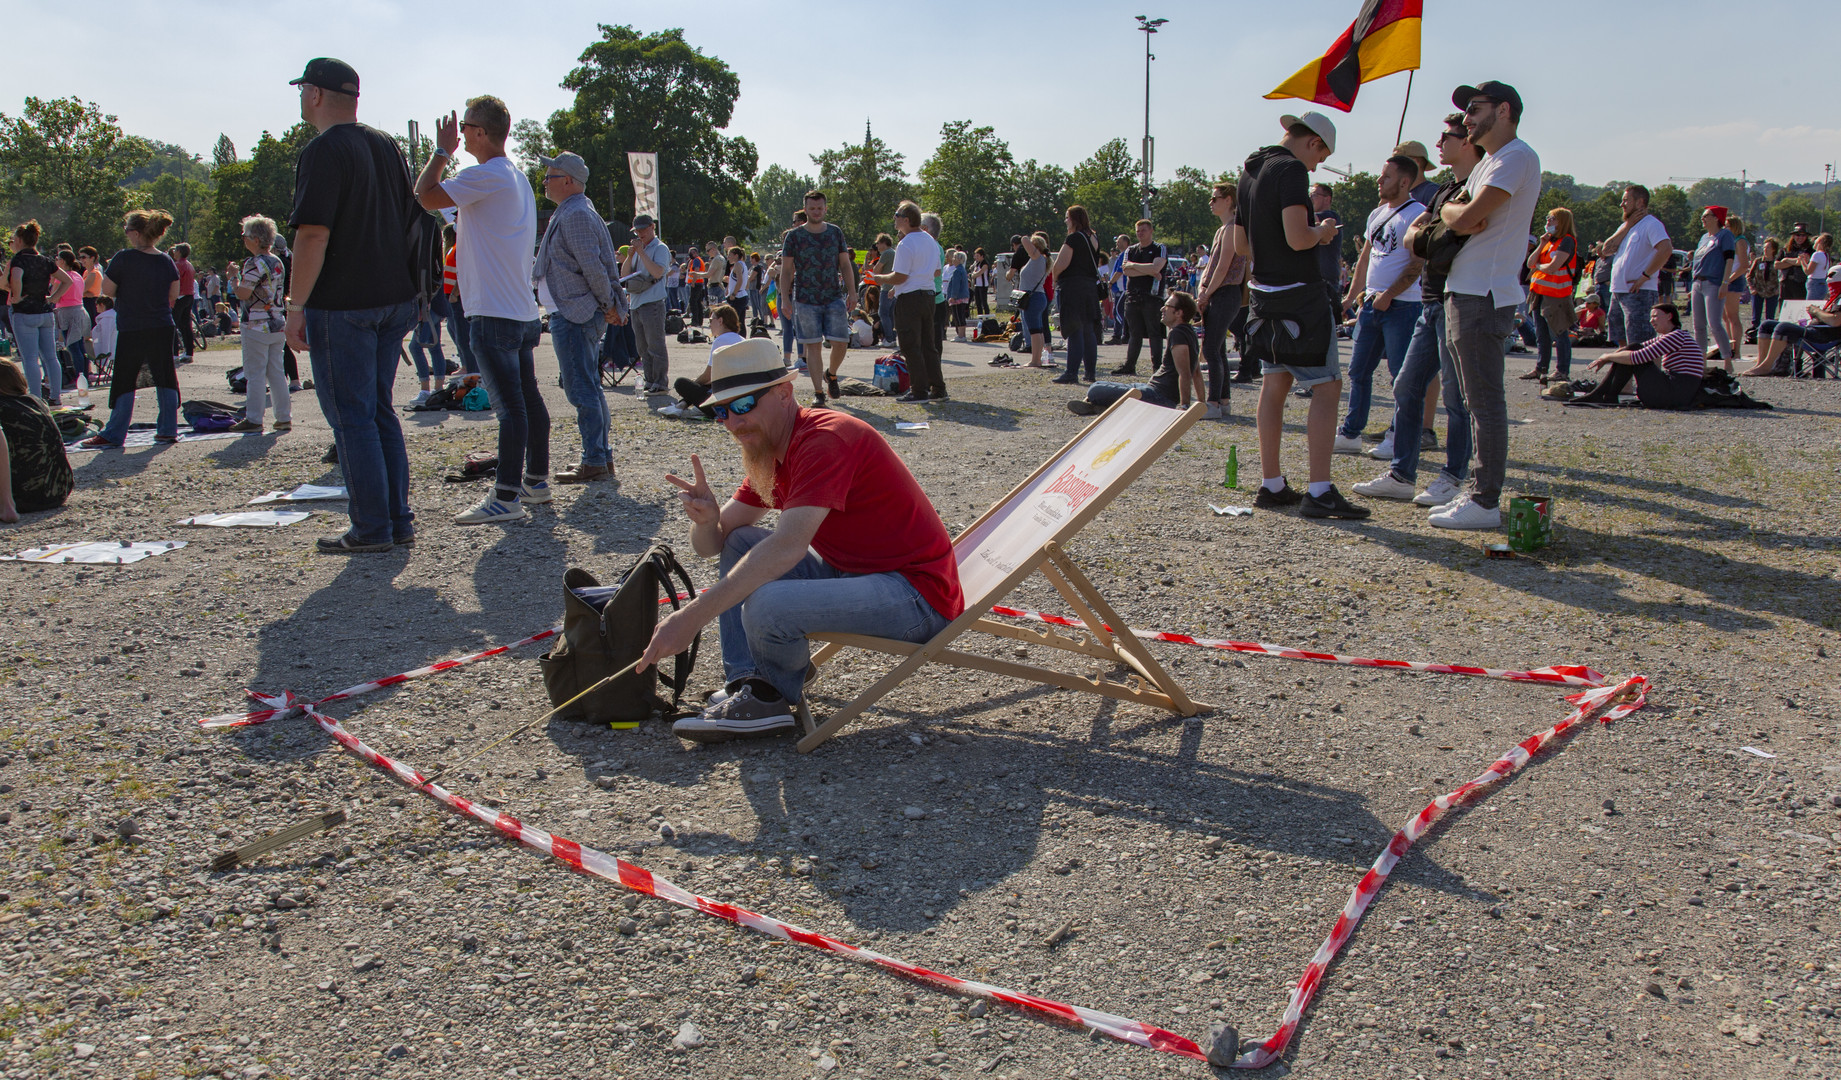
[1223,445,1238,489]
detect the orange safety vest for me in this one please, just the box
[1529,237,1576,298]
[686,253,706,284]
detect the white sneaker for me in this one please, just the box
[657,402,689,418]
[1332,433,1367,455]
[520,478,552,504]
[1428,494,1501,530]
[454,496,529,525]
[411,389,432,407]
[1203,403,1224,420]
[1352,470,1416,500]
[1367,434,1395,460]
[1413,473,1463,508]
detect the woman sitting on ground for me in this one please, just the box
[1566,302,1703,410]
[660,305,746,418]
[1740,282,1841,377]
[0,358,73,522]
[1066,291,1200,415]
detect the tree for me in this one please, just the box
[1007,159,1069,246]
[546,25,761,242]
[510,118,555,203]
[205,122,316,267]
[212,135,237,169]
[122,141,210,187]
[1155,166,1214,253]
[811,123,912,253]
[1063,138,1139,245]
[1648,185,1693,253]
[1570,187,1625,249]
[917,121,1014,254]
[753,163,814,235]
[1765,194,1820,244]
[1327,171,1381,266]
[0,97,151,251]
[131,173,215,249]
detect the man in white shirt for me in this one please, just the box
[1596,185,1672,349]
[873,201,944,402]
[1433,80,1542,530]
[416,94,548,526]
[1334,154,1425,455]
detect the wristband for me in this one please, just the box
[432,147,452,160]
[285,302,305,313]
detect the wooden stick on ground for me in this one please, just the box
[211,809,347,872]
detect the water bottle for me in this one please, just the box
[76,374,90,408]
[1222,445,1238,489]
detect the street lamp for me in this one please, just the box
[1136,15,1166,221]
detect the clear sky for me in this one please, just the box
[10,0,1837,192]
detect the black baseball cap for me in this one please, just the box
[1452,80,1521,123]
[289,58,361,97]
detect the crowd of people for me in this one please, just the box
[3,57,1836,549]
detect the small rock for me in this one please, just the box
[671,1021,704,1049]
[738,967,759,986]
[1737,1024,1763,1046]
[1643,981,1666,1000]
[617,918,637,935]
[902,806,926,820]
[460,935,479,951]
[116,818,140,838]
[967,1000,988,1019]
[1676,977,1693,990]
[1601,799,1616,814]
[1043,919,1073,947]
[74,1043,95,1059]
[658,823,677,842]
[383,1043,407,1060]
[273,895,299,911]
[352,954,382,973]
[814,1053,837,1073]
[1205,1023,1241,1067]
[1406,723,1420,736]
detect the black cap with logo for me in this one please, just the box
[289,58,361,98]
[1452,80,1522,124]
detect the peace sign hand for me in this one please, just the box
[665,454,719,527]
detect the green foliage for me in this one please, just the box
[0,97,151,252]
[130,173,214,250]
[1647,185,1694,252]
[212,135,237,169]
[917,121,1015,254]
[547,24,762,243]
[1765,194,1821,244]
[811,126,912,254]
[1155,166,1215,253]
[1568,187,1626,249]
[753,163,815,236]
[1064,138,1140,244]
[510,118,554,205]
[122,140,209,187]
[204,123,316,268]
[1008,159,1069,247]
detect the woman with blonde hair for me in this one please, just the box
[1013,233,1051,370]
[79,210,181,448]
[1523,206,1579,383]
[230,214,290,432]
[1720,216,1751,358]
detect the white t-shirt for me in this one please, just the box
[1445,137,1542,305]
[1611,213,1671,296]
[1808,250,1832,291]
[890,229,942,297]
[440,156,539,321]
[1360,198,1425,303]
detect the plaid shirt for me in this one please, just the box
[533,192,624,325]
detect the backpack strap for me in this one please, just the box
[648,545,701,712]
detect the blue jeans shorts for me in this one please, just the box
[793,298,850,345]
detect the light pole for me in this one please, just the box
[1823,163,1834,236]
[1136,15,1166,221]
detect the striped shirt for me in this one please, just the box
[1630,328,1704,378]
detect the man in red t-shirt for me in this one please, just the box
[638,337,963,742]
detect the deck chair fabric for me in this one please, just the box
[793,392,1207,752]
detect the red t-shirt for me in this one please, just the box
[735,409,964,620]
[174,257,195,294]
[1577,306,1604,330]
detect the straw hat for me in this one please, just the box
[706,337,794,404]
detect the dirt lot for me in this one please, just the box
[1,327,1837,1080]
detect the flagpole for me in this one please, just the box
[1395,69,1415,146]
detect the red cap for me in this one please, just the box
[1703,205,1729,227]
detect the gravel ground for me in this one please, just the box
[1,327,1838,1080]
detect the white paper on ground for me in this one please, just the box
[1739,746,1777,759]
[895,422,930,431]
[0,540,186,564]
[1208,504,1254,516]
[64,429,248,452]
[178,511,312,528]
[248,484,348,504]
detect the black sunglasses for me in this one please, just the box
[1463,98,1499,116]
[710,392,761,421]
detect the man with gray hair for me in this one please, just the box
[534,151,624,484]
[622,216,673,393]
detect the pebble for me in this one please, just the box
[966,1000,988,1019]
[902,806,926,820]
[116,817,140,837]
[74,1043,95,1059]
[814,1053,837,1073]
[352,954,382,973]
[671,1021,705,1049]
[383,1043,408,1060]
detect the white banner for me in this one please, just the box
[628,151,659,226]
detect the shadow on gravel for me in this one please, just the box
[69,442,166,483]
[1513,461,1765,509]
[919,400,1026,432]
[554,484,668,559]
[202,433,282,469]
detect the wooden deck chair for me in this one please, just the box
[793,391,1208,752]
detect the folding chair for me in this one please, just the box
[792,392,1209,752]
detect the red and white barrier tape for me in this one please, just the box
[1227,674,1648,1068]
[229,669,1645,1069]
[198,626,560,729]
[985,605,1607,687]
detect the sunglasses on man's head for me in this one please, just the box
[710,392,761,421]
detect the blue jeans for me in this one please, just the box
[1610,289,1658,348]
[445,293,476,376]
[717,525,952,705]
[1339,296,1421,438]
[469,316,550,499]
[1086,381,1177,410]
[1061,318,1098,380]
[407,315,446,380]
[10,311,60,403]
[1021,290,1048,337]
[1532,295,1574,377]
[793,298,850,345]
[1387,300,1470,484]
[878,290,897,344]
[549,313,610,468]
[305,301,416,545]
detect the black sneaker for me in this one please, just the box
[1066,399,1098,416]
[1252,483,1302,508]
[895,390,927,403]
[322,443,339,464]
[826,373,841,397]
[1300,485,1372,520]
[812,393,828,409]
[1109,364,1138,376]
[671,680,796,743]
[927,386,949,400]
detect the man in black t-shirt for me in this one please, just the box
[1232,112,1368,521]
[1110,218,1168,375]
[285,57,418,554]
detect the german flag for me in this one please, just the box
[1266,0,1422,113]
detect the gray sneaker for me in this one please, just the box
[672,681,796,743]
